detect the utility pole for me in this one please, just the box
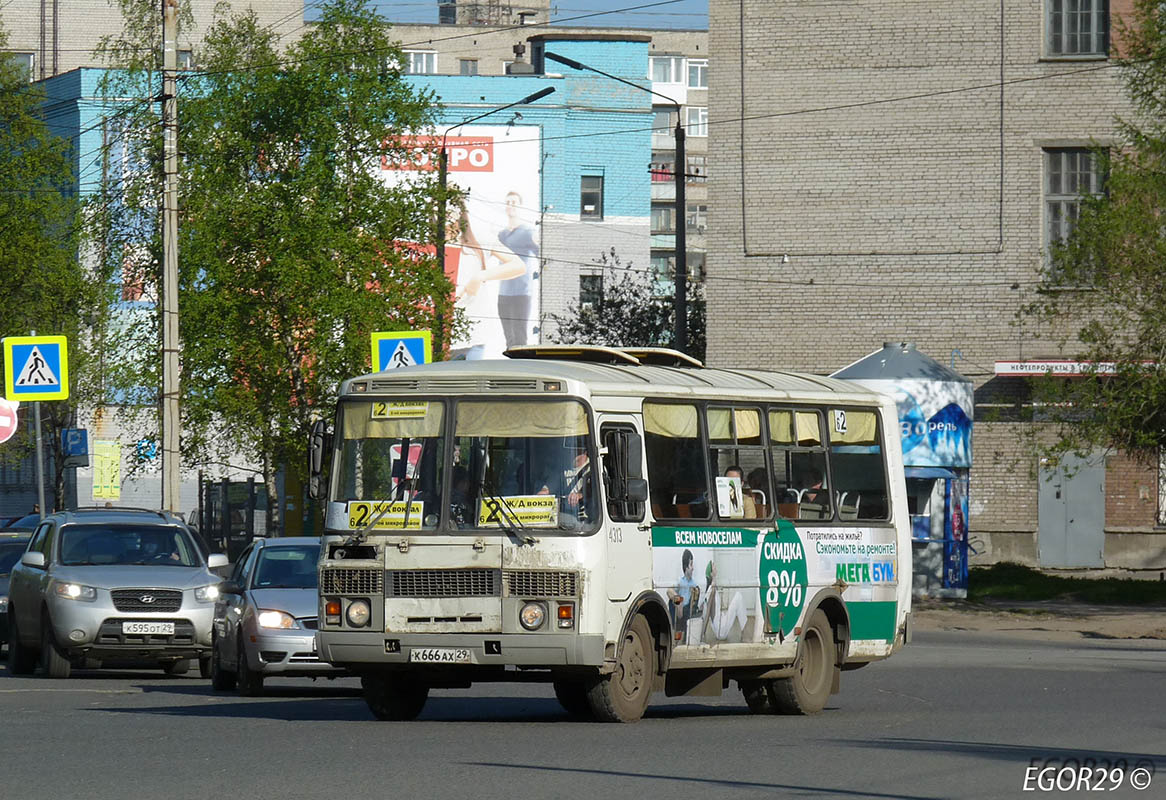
[161,0,181,512]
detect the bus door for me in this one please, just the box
[598,418,649,604]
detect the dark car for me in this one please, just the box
[0,533,32,644]
[1,513,41,532]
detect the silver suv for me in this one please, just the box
[6,507,228,678]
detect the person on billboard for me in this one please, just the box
[496,191,540,348]
[448,208,523,359]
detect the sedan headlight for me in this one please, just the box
[52,581,97,602]
[0,595,8,611]
[257,609,297,629]
[194,585,220,603]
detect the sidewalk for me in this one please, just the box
[912,597,1166,641]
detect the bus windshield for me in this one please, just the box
[334,398,599,533]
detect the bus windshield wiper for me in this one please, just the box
[479,472,537,546]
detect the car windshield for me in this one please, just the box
[251,545,320,589]
[0,542,28,574]
[4,513,40,531]
[58,524,202,567]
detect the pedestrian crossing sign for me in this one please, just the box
[372,331,432,372]
[3,335,69,401]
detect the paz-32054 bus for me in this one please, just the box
[309,346,912,722]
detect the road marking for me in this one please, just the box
[0,688,138,694]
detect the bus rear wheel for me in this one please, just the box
[553,679,593,719]
[740,679,775,714]
[770,609,833,715]
[362,673,429,721]
[586,615,654,723]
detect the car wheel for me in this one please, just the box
[40,614,71,679]
[6,609,37,675]
[162,659,191,675]
[198,654,213,679]
[210,634,236,691]
[236,632,264,697]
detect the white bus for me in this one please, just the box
[310,346,912,722]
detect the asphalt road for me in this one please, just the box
[2,631,1162,800]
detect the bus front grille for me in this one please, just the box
[388,568,500,597]
[320,568,384,595]
[503,570,578,598]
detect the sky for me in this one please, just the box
[364,0,708,29]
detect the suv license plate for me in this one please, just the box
[409,647,472,664]
[123,622,175,635]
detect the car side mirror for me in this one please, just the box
[218,580,243,596]
[21,551,45,569]
[207,553,228,569]
[626,478,648,504]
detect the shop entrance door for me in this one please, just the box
[1038,452,1104,568]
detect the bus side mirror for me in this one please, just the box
[626,478,648,503]
[309,419,331,501]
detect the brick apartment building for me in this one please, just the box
[706,0,1165,571]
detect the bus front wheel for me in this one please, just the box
[769,609,834,715]
[586,615,655,723]
[362,673,429,721]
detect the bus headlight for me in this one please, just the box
[519,602,545,631]
[346,599,371,628]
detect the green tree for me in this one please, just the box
[92,0,447,527]
[549,249,706,362]
[0,19,112,510]
[1022,0,1166,463]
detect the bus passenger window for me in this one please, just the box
[828,408,889,521]
[769,408,832,521]
[644,403,710,520]
[707,406,769,521]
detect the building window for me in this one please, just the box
[1046,0,1109,57]
[652,107,673,136]
[650,156,675,183]
[405,50,437,74]
[581,175,604,220]
[459,59,478,76]
[579,274,603,311]
[6,52,34,80]
[1044,147,1106,258]
[439,2,456,24]
[651,205,675,233]
[650,56,685,84]
[686,154,707,183]
[177,49,194,70]
[686,107,708,137]
[687,203,708,233]
[687,251,706,280]
[688,58,708,88]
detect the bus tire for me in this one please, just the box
[586,615,654,723]
[739,679,775,714]
[362,674,429,721]
[553,680,594,720]
[769,609,833,715]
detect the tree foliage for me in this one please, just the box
[0,18,112,509]
[1023,0,1166,460]
[92,0,447,525]
[548,249,706,362]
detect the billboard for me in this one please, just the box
[383,126,541,360]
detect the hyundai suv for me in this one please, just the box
[6,507,228,678]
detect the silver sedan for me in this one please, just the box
[210,537,343,695]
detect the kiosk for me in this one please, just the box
[832,342,972,597]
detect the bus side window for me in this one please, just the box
[644,402,710,520]
[770,408,832,521]
[828,408,890,522]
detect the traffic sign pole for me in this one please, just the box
[33,399,45,520]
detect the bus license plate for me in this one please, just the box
[123,621,174,635]
[409,647,471,664]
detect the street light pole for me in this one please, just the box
[543,51,688,354]
[434,86,555,355]
[161,0,181,512]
